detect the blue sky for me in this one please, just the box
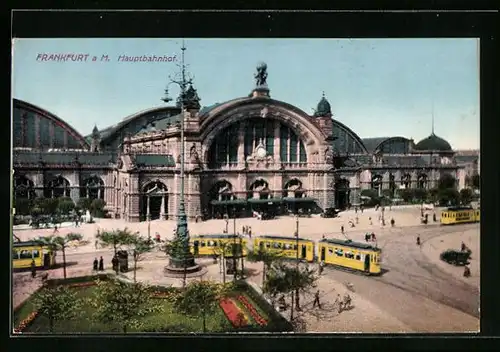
[12,38,479,149]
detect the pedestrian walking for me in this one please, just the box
[112,256,119,273]
[53,224,59,234]
[371,232,376,242]
[369,217,372,225]
[416,236,421,246]
[341,225,344,234]
[433,213,437,222]
[390,218,395,227]
[30,259,36,279]
[95,239,98,250]
[355,216,359,224]
[93,257,98,271]
[312,290,321,309]
[98,256,104,271]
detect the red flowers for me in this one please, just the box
[219,298,249,328]
[14,311,39,333]
[236,295,268,326]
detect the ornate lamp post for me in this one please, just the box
[162,40,199,273]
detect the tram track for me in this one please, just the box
[372,224,479,318]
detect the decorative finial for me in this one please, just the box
[254,62,268,87]
[431,100,435,135]
[322,91,325,98]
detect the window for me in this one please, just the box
[200,241,206,247]
[355,254,361,260]
[328,248,334,254]
[33,250,40,258]
[299,142,307,163]
[272,242,282,249]
[19,249,33,259]
[265,242,271,248]
[12,250,19,260]
[335,248,344,257]
[284,243,292,250]
[293,244,298,250]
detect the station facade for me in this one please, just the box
[12,67,479,222]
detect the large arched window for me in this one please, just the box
[80,176,105,200]
[14,175,35,200]
[140,180,168,221]
[248,179,271,200]
[207,118,307,169]
[44,176,70,198]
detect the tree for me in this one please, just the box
[164,237,190,288]
[437,188,460,206]
[32,284,83,333]
[77,197,93,212]
[471,174,480,190]
[33,197,59,216]
[460,188,473,205]
[90,199,106,217]
[89,278,164,333]
[212,241,231,284]
[438,174,457,190]
[175,280,224,333]
[246,248,284,287]
[413,188,428,202]
[398,188,413,203]
[427,188,439,203]
[96,228,136,257]
[14,197,32,216]
[124,233,154,283]
[35,233,83,279]
[57,197,75,215]
[263,262,317,319]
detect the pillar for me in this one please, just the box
[160,193,166,220]
[274,120,280,162]
[237,122,245,168]
[146,195,151,221]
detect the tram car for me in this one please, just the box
[12,241,57,270]
[318,238,382,275]
[189,234,248,257]
[253,235,315,262]
[440,206,480,225]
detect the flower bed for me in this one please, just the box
[236,295,268,326]
[13,311,38,333]
[219,298,249,328]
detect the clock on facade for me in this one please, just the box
[256,145,267,158]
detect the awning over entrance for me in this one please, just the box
[210,199,247,206]
[247,198,283,204]
[283,197,316,203]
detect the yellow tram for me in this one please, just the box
[190,234,248,257]
[253,235,315,262]
[318,238,382,275]
[440,206,480,225]
[12,241,57,270]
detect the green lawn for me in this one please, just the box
[14,286,275,333]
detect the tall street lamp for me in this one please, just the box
[162,40,198,273]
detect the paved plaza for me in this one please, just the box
[13,205,480,333]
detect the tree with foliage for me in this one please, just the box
[77,197,93,212]
[32,284,83,333]
[33,197,59,216]
[89,278,164,333]
[14,197,32,216]
[175,280,224,333]
[459,188,474,205]
[164,237,191,288]
[263,262,317,319]
[35,233,83,279]
[90,199,107,217]
[437,188,460,206]
[124,233,154,282]
[246,248,284,287]
[471,174,480,190]
[96,228,136,257]
[438,174,457,190]
[413,188,428,202]
[212,241,231,284]
[427,188,439,203]
[57,197,75,215]
[397,188,413,203]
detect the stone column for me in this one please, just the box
[128,174,141,222]
[69,171,80,205]
[237,122,245,168]
[274,120,280,162]
[160,193,166,220]
[97,188,102,199]
[146,195,151,221]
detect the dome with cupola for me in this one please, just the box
[414,132,453,152]
[313,92,332,117]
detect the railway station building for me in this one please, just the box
[12,65,479,222]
